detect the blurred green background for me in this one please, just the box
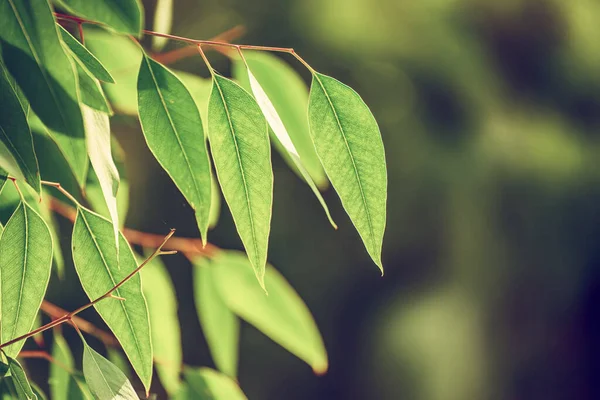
[33,0,600,399]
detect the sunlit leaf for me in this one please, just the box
[176,71,212,124]
[57,0,144,36]
[152,0,173,50]
[138,55,212,243]
[183,368,247,400]
[141,253,182,395]
[193,259,239,377]
[72,207,152,391]
[208,171,221,230]
[0,201,53,357]
[82,340,138,400]
[7,356,36,399]
[50,331,74,400]
[74,62,112,114]
[233,52,327,187]
[308,72,387,272]
[39,192,65,279]
[210,251,328,374]
[0,0,87,187]
[207,74,272,289]
[0,64,40,193]
[58,25,114,83]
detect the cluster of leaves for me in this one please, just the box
[0,0,386,398]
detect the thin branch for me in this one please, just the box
[41,180,81,207]
[18,351,75,374]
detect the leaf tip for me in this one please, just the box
[312,361,328,376]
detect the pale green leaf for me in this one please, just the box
[183,368,247,400]
[83,105,120,254]
[39,192,65,279]
[240,63,336,229]
[8,356,36,400]
[140,253,182,395]
[0,168,8,194]
[58,25,114,83]
[82,341,138,400]
[107,348,131,378]
[207,75,272,289]
[210,251,328,374]
[50,331,74,400]
[138,55,212,243]
[208,171,221,230]
[74,61,112,115]
[0,64,40,193]
[176,71,212,125]
[308,73,387,271]
[57,0,144,36]
[72,207,152,391]
[152,0,173,50]
[0,0,87,187]
[193,259,239,377]
[0,201,53,357]
[233,52,327,187]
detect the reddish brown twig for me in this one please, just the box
[18,350,75,374]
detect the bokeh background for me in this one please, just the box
[27,0,600,399]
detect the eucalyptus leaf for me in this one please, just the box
[141,253,182,396]
[57,0,144,36]
[208,171,221,230]
[0,168,8,194]
[183,368,247,400]
[0,0,87,187]
[50,331,74,400]
[58,25,114,83]
[74,61,112,114]
[82,341,138,400]
[152,0,173,50]
[39,194,65,279]
[194,259,239,377]
[210,251,328,374]
[176,71,212,125]
[308,72,387,272]
[138,55,212,243]
[68,375,95,400]
[31,381,48,400]
[0,64,40,193]
[0,201,53,357]
[72,207,152,391]
[207,74,272,289]
[7,356,37,400]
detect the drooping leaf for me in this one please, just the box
[0,0,87,187]
[207,74,273,289]
[140,253,182,395]
[57,0,144,36]
[50,331,74,400]
[0,64,40,193]
[74,61,112,114]
[152,0,173,50]
[0,168,7,194]
[68,375,95,400]
[210,251,328,374]
[138,55,212,243]
[39,193,65,279]
[176,71,212,124]
[83,105,120,254]
[7,356,36,399]
[107,348,131,379]
[233,52,327,187]
[193,259,239,377]
[81,341,138,400]
[183,368,247,400]
[238,62,336,228]
[0,201,53,357]
[208,171,221,230]
[308,72,387,271]
[58,25,114,83]
[72,207,152,391]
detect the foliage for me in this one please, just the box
[0,0,387,398]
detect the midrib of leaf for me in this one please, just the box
[7,0,75,139]
[78,211,144,362]
[213,78,259,259]
[313,75,375,247]
[9,204,28,344]
[143,57,202,209]
[0,125,35,179]
[87,347,117,397]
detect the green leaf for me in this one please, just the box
[210,251,328,374]
[137,55,212,243]
[83,105,120,255]
[207,75,273,289]
[0,0,87,187]
[208,171,221,230]
[0,201,53,357]
[74,61,112,115]
[308,73,387,271]
[107,348,131,379]
[233,52,327,187]
[57,0,144,36]
[193,259,239,377]
[39,194,65,279]
[152,0,173,50]
[72,207,152,391]
[176,71,212,124]
[50,331,74,400]
[237,60,336,229]
[81,341,138,400]
[140,253,182,395]
[68,375,95,400]
[183,368,247,400]
[0,65,40,193]
[0,377,19,399]
[0,168,8,194]
[30,381,48,400]
[58,25,114,83]
[7,356,37,400]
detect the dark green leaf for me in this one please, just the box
[7,356,36,399]
[183,368,247,400]
[207,75,272,289]
[58,25,114,83]
[57,0,143,36]
[308,73,387,272]
[68,375,94,400]
[82,341,138,400]
[74,62,112,114]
